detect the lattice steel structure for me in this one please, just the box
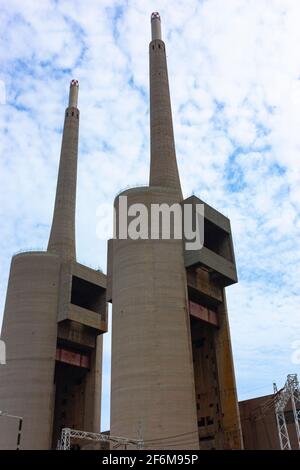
[59,428,144,450]
[273,374,300,450]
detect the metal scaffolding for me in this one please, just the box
[273,374,300,450]
[58,428,144,450]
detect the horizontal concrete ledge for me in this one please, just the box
[183,195,231,233]
[59,304,107,334]
[72,261,106,288]
[184,246,238,286]
[115,185,180,200]
[12,250,59,259]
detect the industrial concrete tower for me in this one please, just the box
[0,81,107,449]
[107,13,243,449]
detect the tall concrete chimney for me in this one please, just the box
[48,80,80,260]
[108,13,199,449]
[0,81,108,449]
[108,12,243,450]
[149,12,182,198]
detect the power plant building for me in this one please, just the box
[107,13,242,450]
[0,13,244,450]
[0,81,107,449]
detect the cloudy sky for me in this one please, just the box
[1,0,300,431]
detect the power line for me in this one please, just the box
[143,429,199,443]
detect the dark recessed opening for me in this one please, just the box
[71,275,105,314]
[198,417,205,427]
[204,220,232,262]
[199,435,214,442]
[194,337,205,349]
[52,361,88,448]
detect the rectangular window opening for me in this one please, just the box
[71,275,105,314]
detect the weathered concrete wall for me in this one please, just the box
[0,252,60,449]
[191,320,224,449]
[83,334,102,433]
[0,253,105,449]
[51,334,103,447]
[215,291,243,449]
[110,187,199,449]
[239,394,299,449]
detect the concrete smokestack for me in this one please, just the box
[69,79,79,107]
[47,80,80,260]
[149,13,182,198]
[0,81,107,449]
[109,13,199,449]
[151,11,162,40]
